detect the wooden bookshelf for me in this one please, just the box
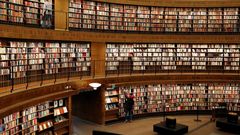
[223,44,239,71]
[24,0,41,25]
[8,0,24,23]
[0,98,71,135]
[206,44,224,72]
[105,85,119,122]
[0,41,11,88]
[147,84,163,113]
[192,44,207,71]
[82,1,96,29]
[124,5,137,31]
[115,82,240,118]
[164,8,177,32]
[106,43,240,76]
[223,8,239,32]
[178,8,193,32]
[68,0,240,33]
[27,42,45,83]
[75,43,91,77]
[0,112,21,134]
[9,41,28,85]
[0,0,240,32]
[69,0,82,29]
[96,2,109,30]
[176,44,192,71]
[0,40,91,89]
[110,4,124,31]
[0,1,8,22]
[0,97,70,135]
[161,44,176,72]
[137,6,150,31]
[192,8,207,32]
[151,7,164,32]
[0,0,54,27]
[208,8,223,32]
[53,98,69,135]
[21,106,38,134]
[208,83,240,111]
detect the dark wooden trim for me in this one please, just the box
[1,24,240,43]
[70,73,240,90]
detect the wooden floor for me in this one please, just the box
[72,115,236,135]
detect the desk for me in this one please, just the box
[216,118,240,134]
[92,130,121,135]
[153,122,188,135]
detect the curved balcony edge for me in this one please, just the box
[1,24,240,43]
[0,72,239,118]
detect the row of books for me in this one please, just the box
[38,120,53,132]
[69,1,240,32]
[0,0,53,26]
[115,83,240,117]
[107,43,240,49]
[105,87,119,111]
[0,41,91,79]
[105,97,118,104]
[53,107,68,116]
[106,43,240,72]
[69,1,238,16]
[0,98,68,135]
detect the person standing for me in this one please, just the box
[42,0,52,28]
[124,92,134,122]
[0,119,4,132]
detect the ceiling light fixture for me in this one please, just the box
[89,82,102,90]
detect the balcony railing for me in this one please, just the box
[0,60,239,96]
[0,1,240,34]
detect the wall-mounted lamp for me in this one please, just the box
[89,82,102,90]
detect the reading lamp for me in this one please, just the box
[89,82,102,90]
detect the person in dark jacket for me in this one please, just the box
[124,92,134,122]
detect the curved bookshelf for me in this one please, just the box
[0,0,240,127]
[104,82,240,123]
[69,0,240,33]
[0,97,71,135]
[0,40,91,89]
[105,43,240,76]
